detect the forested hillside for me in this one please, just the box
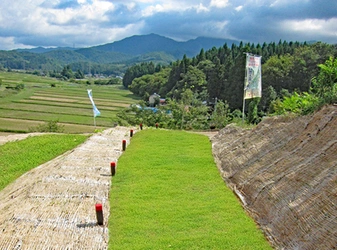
[124,41,337,112]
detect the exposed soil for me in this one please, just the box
[0,127,134,249]
[211,105,337,250]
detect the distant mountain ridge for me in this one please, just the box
[92,33,239,58]
[17,33,239,59]
[0,34,239,74]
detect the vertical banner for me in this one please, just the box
[87,89,101,117]
[244,54,262,99]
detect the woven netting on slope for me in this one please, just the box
[212,105,337,250]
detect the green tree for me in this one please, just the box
[32,120,65,133]
[210,100,230,129]
[262,54,294,92]
[61,65,74,79]
[74,69,84,79]
[312,56,337,103]
[247,98,261,124]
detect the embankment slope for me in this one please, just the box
[212,105,337,250]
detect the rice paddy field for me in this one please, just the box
[0,71,139,134]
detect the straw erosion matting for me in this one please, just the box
[211,105,337,250]
[0,127,133,249]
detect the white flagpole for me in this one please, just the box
[242,53,249,124]
[93,110,96,128]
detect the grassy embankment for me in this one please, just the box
[0,134,88,191]
[109,129,272,249]
[0,71,139,134]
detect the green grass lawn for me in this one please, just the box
[109,129,272,250]
[0,134,88,191]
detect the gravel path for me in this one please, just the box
[0,127,134,249]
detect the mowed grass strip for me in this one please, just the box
[0,72,139,133]
[0,109,113,126]
[0,134,88,191]
[0,118,103,134]
[13,99,122,110]
[109,129,272,250]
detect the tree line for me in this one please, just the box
[123,41,337,110]
[119,40,337,128]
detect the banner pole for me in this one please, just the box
[242,53,248,124]
[242,98,245,124]
[94,113,96,128]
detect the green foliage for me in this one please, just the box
[61,65,74,79]
[262,54,294,92]
[74,69,84,79]
[128,68,170,99]
[109,130,272,249]
[122,62,158,88]
[0,134,88,191]
[270,92,319,115]
[93,78,121,85]
[210,100,231,129]
[126,40,336,117]
[30,120,65,133]
[271,56,337,116]
[260,85,277,111]
[312,56,337,104]
[117,90,214,130]
[247,98,261,124]
[15,83,25,90]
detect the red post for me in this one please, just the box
[122,139,126,151]
[110,162,116,176]
[130,129,133,137]
[95,203,104,225]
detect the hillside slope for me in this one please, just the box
[212,105,337,249]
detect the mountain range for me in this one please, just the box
[1,34,239,74]
[18,33,238,58]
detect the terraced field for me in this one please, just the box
[0,71,139,133]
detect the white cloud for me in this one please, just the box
[196,3,209,13]
[141,4,166,16]
[270,0,309,8]
[210,0,229,8]
[0,37,34,50]
[0,0,336,49]
[282,18,337,37]
[235,5,243,11]
[43,0,115,25]
[140,1,210,16]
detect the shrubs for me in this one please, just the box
[270,56,337,116]
[30,120,65,133]
[312,56,337,104]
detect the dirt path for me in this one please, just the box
[0,127,134,249]
[0,133,46,146]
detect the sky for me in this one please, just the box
[0,0,336,50]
